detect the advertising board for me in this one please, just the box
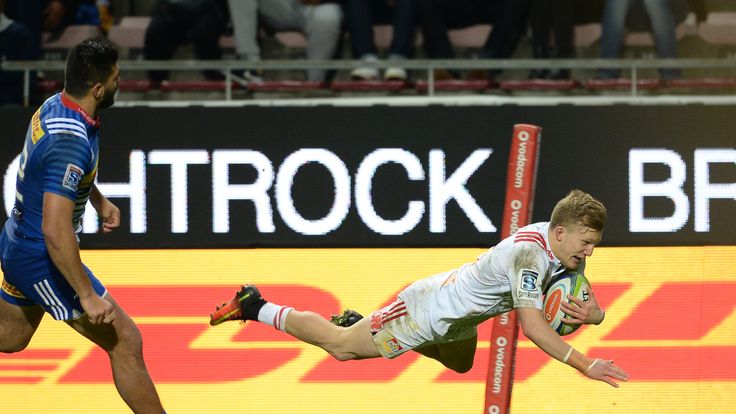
[1,247,734,413]
[0,105,733,247]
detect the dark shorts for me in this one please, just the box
[0,229,106,320]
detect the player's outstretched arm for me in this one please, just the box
[518,307,628,387]
[579,358,629,387]
[560,287,605,325]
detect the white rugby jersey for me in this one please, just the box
[398,222,572,340]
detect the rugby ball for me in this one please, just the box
[543,271,591,336]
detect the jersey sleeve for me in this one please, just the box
[41,135,91,201]
[507,243,550,310]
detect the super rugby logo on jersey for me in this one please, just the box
[62,163,84,192]
[517,269,540,301]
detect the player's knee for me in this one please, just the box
[323,328,366,362]
[328,351,356,362]
[0,336,32,353]
[323,337,358,362]
[104,321,144,356]
[451,362,474,374]
[120,323,144,354]
[0,342,29,353]
[446,358,474,374]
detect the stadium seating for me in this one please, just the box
[107,16,150,49]
[698,12,736,46]
[666,77,736,89]
[274,32,308,49]
[331,80,409,92]
[585,78,661,90]
[574,23,602,48]
[158,80,239,92]
[623,13,694,47]
[119,79,155,92]
[248,80,326,92]
[415,79,494,92]
[38,79,63,94]
[43,25,100,51]
[500,79,579,91]
[31,8,736,98]
[447,25,491,48]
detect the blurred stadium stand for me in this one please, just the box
[3,0,736,104]
[107,16,149,52]
[698,12,736,46]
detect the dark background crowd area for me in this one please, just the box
[2,0,736,104]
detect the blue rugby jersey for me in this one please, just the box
[7,92,100,246]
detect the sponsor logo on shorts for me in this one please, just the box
[1,278,26,298]
[62,163,84,192]
[383,338,403,354]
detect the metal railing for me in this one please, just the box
[3,57,736,106]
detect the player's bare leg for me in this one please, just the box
[67,295,164,414]
[0,298,44,352]
[210,285,380,361]
[414,334,478,373]
[284,311,380,360]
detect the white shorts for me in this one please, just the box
[369,299,477,359]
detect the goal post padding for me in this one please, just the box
[483,124,542,414]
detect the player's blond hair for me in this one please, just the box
[550,189,607,232]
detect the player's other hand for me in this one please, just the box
[561,288,605,325]
[98,198,120,233]
[583,358,629,388]
[82,295,116,324]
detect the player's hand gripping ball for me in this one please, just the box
[543,271,590,336]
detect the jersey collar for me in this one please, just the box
[540,222,563,268]
[60,92,101,128]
